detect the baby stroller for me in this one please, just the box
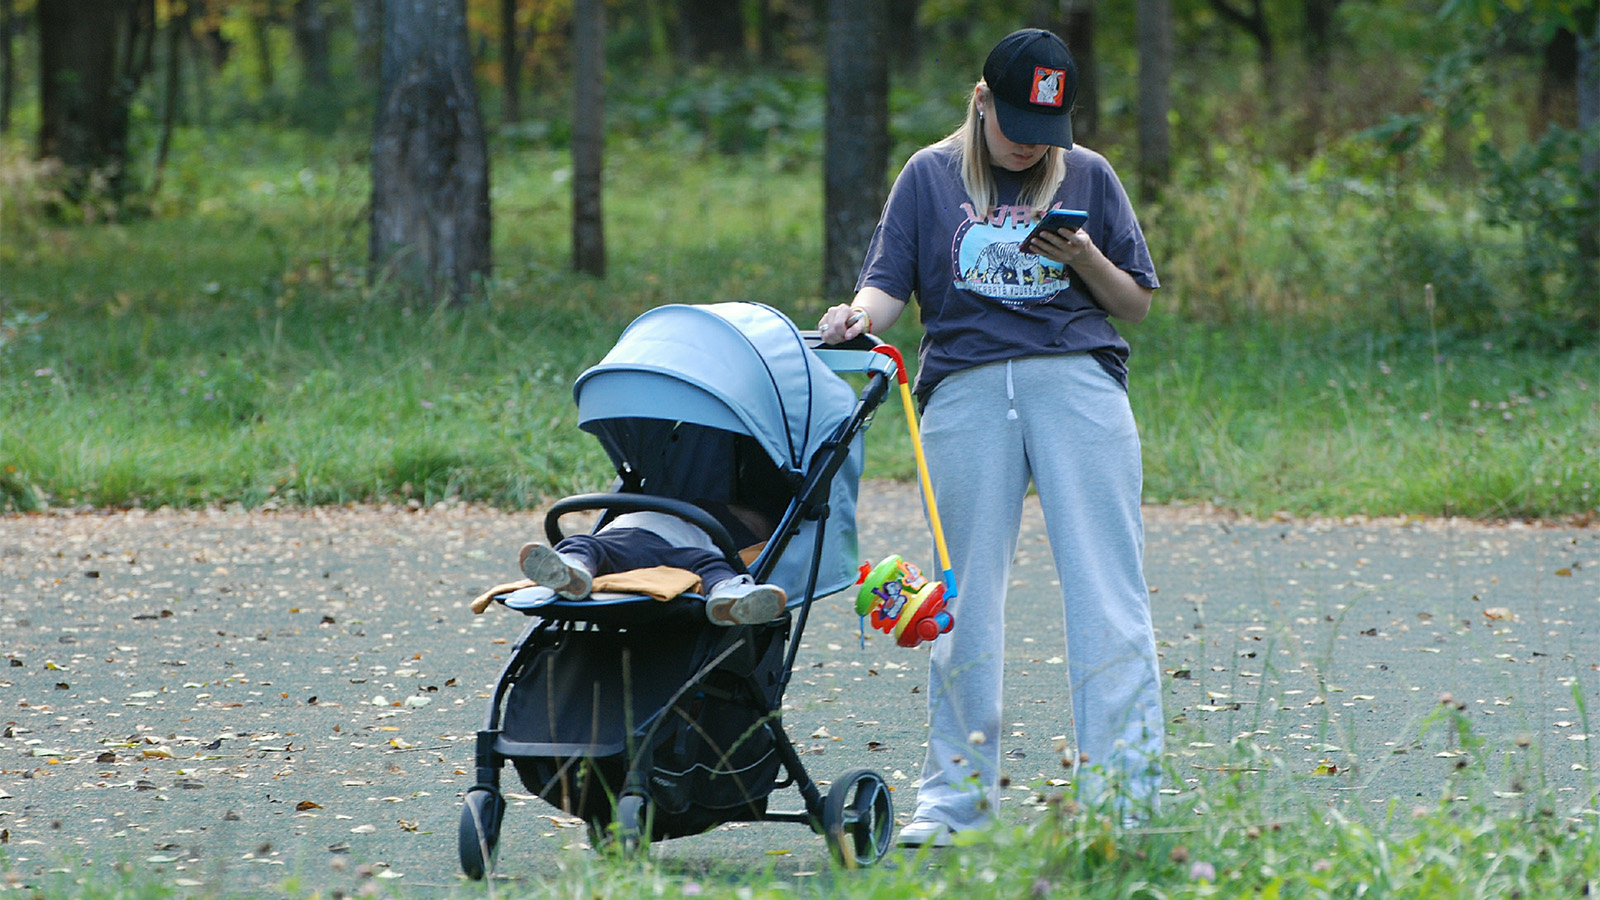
[460,302,904,877]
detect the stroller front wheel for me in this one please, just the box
[616,793,648,857]
[458,787,505,880]
[823,768,894,868]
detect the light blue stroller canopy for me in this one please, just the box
[572,302,863,603]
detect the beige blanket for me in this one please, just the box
[469,565,703,614]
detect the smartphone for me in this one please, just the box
[1020,208,1088,254]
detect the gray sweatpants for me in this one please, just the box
[915,354,1164,829]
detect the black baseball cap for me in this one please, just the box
[982,29,1077,149]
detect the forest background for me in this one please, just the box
[0,0,1596,521]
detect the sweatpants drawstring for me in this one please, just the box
[1005,360,1018,420]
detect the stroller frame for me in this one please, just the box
[460,322,901,876]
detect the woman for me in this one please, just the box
[819,28,1164,847]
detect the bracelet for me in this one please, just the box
[847,307,873,334]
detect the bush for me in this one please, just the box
[1476,126,1600,346]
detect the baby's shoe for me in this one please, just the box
[704,575,786,626]
[517,543,593,599]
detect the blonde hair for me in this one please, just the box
[934,81,1067,221]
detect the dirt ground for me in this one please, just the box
[3,483,1598,896]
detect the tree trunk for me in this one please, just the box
[293,0,333,93]
[572,0,606,277]
[501,0,521,124]
[353,0,381,83]
[1056,0,1097,145]
[37,0,156,203]
[1300,0,1338,150]
[250,5,275,93]
[643,0,671,65]
[152,3,188,195]
[677,0,744,63]
[1136,0,1171,202]
[1576,17,1598,298]
[369,0,492,304]
[888,0,921,72]
[823,0,889,299]
[1537,27,1579,135]
[1,0,14,136]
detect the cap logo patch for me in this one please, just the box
[1030,67,1066,107]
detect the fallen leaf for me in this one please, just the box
[295,801,323,811]
[1313,760,1338,775]
[1555,568,1572,577]
[1483,607,1512,621]
[350,824,377,834]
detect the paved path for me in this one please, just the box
[2,485,1597,896]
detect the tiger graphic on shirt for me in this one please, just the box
[951,202,1071,308]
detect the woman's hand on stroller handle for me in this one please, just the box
[817,303,869,345]
[819,289,906,345]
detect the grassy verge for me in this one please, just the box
[7,745,1597,899]
[2,127,1596,519]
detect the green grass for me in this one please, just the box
[8,734,1599,899]
[1,125,1596,518]
[1130,323,1600,519]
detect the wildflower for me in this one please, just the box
[683,882,704,896]
[1189,861,1216,882]
[1313,859,1332,873]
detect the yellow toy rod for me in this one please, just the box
[871,344,957,600]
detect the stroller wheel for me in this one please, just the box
[823,768,894,868]
[458,787,505,880]
[616,793,648,857]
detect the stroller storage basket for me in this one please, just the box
[500,619,788,839]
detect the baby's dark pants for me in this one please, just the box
[555,527,738,593]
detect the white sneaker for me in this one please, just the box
[704,575,786,626]
[895,818,952,848]
[517,542,592,599]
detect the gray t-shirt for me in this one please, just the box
[856,143,1158,400]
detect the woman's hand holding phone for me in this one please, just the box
[1020,208,1088,256]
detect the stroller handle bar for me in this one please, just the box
[800,330,900,380]
[544,493,751,577]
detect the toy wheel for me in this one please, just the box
[616,793,647,857]
[458,787,505,880]
[823,768,894,868]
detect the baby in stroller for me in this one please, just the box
[513,426,793,626]
[515,497,787,626]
